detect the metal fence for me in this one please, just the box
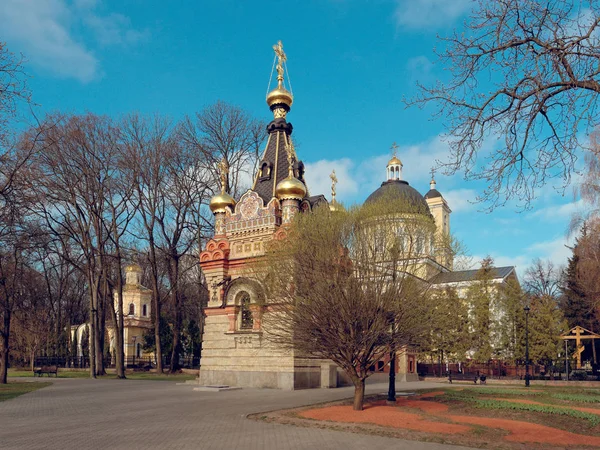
[418,362,600,381]
[29,355,200,370]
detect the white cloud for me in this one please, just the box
[394,0,472,29]
[443,189,477,213]
[304,158,357,202]
[0,0,98,82]
[529,199,586,221]
[526,236,573,268]
[84,13,149,46]
[471,234,574,280]
[0,0,147,83]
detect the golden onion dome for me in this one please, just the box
[388,155,402,166]
[329,199,345,212]
[125,263,142,273]
[266,86,293,109]
[275,175,306,200]
[209,192,236,213]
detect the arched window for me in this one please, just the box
[128,303,135,316]
[239,291,253,329]
[142,304,147,317]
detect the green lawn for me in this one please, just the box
[125,372,196,381]
[8,369,91,378]
[0,382,51,402]
[7,368,196,382]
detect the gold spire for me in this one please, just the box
[273,40,287,88]
[330,170,338,203]
[329,170,344,212]
[267,40,293,118]
[219,159,229,194]
[209,158,236,213]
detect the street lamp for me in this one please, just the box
[387,317,396,405]
[524,305,530,387]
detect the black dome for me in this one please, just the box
[424,188,442,199]
[365,180,431,215]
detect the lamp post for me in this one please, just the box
[524,305,530,387]
[387,317,396,405]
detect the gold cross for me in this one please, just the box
[391,142,399,157]
[273,40,287,84]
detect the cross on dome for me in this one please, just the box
[387,142,403,181]
[430,167,437,190]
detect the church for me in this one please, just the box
[197,41,519,389]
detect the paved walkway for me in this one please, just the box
[1,377,475,450]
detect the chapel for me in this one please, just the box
[198,41,518,389]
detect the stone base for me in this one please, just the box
[193,385,242,392]
[199,369,296,390]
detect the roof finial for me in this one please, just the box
[330,170,338,203]
[267,41,293,118]
[285,140,294,178]
[273,40,287,89]
[218,158,229,194]
[391,142,399,157]
[430,167,436,190]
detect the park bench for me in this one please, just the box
[33,365,58,377]
[448,372,478,384]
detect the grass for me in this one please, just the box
[551,392,600,403]
[8,369,90,378]
[125,372,196,381]
[0,382,51,402]
[7,368,196,382]
[471,398,600,425]
[436,386,600,427]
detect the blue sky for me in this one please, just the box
[0,0,587,277]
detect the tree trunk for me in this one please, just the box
[169,256,181,374]
[148,246,162,373]
[108,272,126,379]
[0,309,10,384]
[115,282,125,379]
[89,275,97,379]
[352,378,366,411]
[95,279,106,376]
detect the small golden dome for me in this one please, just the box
[388,155,402,166]
[276,175,306,200]
[266,86,293,109]
[329,200,345,212]
[125,263,142,273]
[209,192,236,213]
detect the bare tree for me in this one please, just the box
[178,101,266,198]
[408,0,600,208]
[31,113,123,377]
[524,258,562,297]
[0,42,35,384]
[261,197,435,410]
